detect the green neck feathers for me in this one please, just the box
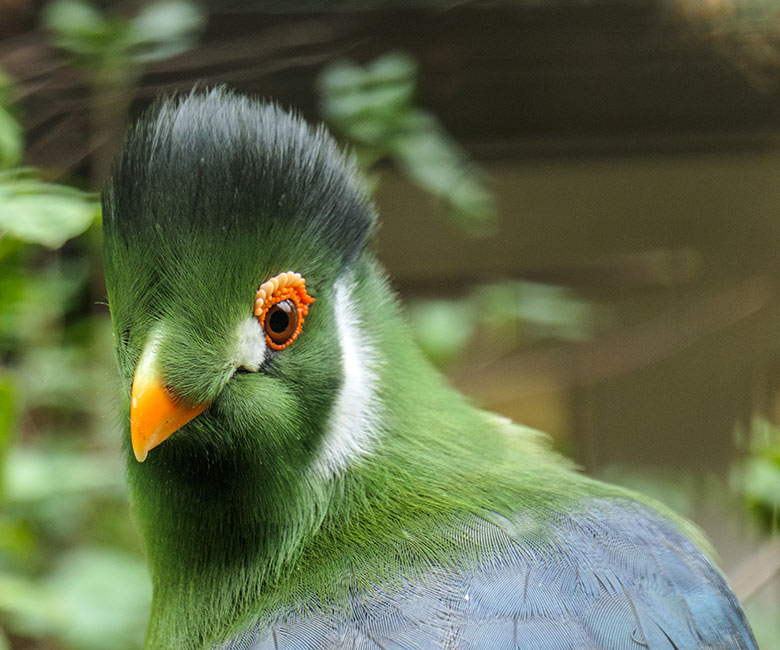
[126,255,594,649]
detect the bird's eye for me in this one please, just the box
[264,300,297,346]
[254,271,315,351]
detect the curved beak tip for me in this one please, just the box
[130,376,209,463]
[132,444,150,464]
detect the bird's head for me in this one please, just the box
[102,90,376,473]
[102,90,576,648]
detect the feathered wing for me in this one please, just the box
[220,499,756,650]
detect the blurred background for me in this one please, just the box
[1,0,779,648]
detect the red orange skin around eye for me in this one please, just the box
[256,282,314,351]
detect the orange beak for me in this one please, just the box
[130,361,209,463]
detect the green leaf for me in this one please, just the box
[0,517,38,568]
[477,281,601,343]
[0,257,89,350]
[0,69,22,170]
[741,456,780,510]
[319,52,496,232]
[366,52,417,86]
[5,448,122,504]
[0,375,15,499]
[43,0,105,36]
[46,548,151,650]
[0,171,98,248]
[127,1,206,63]
[42,0,118,59]
[0,571,65,638]
[408,299,475,368]
[319,59,366,97]
[18,346,93,412]
[393,114,496,232]
[320,56,416,142]
[0,107,22,170]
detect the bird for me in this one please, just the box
[101,88,758,650]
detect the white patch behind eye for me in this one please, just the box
[234,316,267,371]
[310,276,383,480]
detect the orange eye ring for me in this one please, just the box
[254,272,314,350]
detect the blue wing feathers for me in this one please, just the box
[221,499,757,649]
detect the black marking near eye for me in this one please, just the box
[232,348,278,377]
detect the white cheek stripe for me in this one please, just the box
[311,276,382,479]
[234,316,267,371]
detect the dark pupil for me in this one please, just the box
[269,306,290,333]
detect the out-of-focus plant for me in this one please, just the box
[0,65,152,649]
[408,281,607,369]
[0,71,97,248]
[733,415,780,533]
[0,72,22,171]
[42,0,206,182]
[728,416,780,650]
[0,170,98,249]
[319,52,496,234]
[43,0,204,70]
[318,53,612,383]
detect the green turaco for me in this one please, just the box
[102,89,757,650]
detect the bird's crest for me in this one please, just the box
[103,87,376,272]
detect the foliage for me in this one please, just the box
[0,72,22,171]
[408,281,605,368]
[0,27,149,650]
[0,170,98,249]
[319,52,496,234]
[0,67,98,251]
[0,240,151,649]
[43,0,204,70]
[732,415,780,532]
[43,0,207,183]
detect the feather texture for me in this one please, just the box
[220,500,754,650]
